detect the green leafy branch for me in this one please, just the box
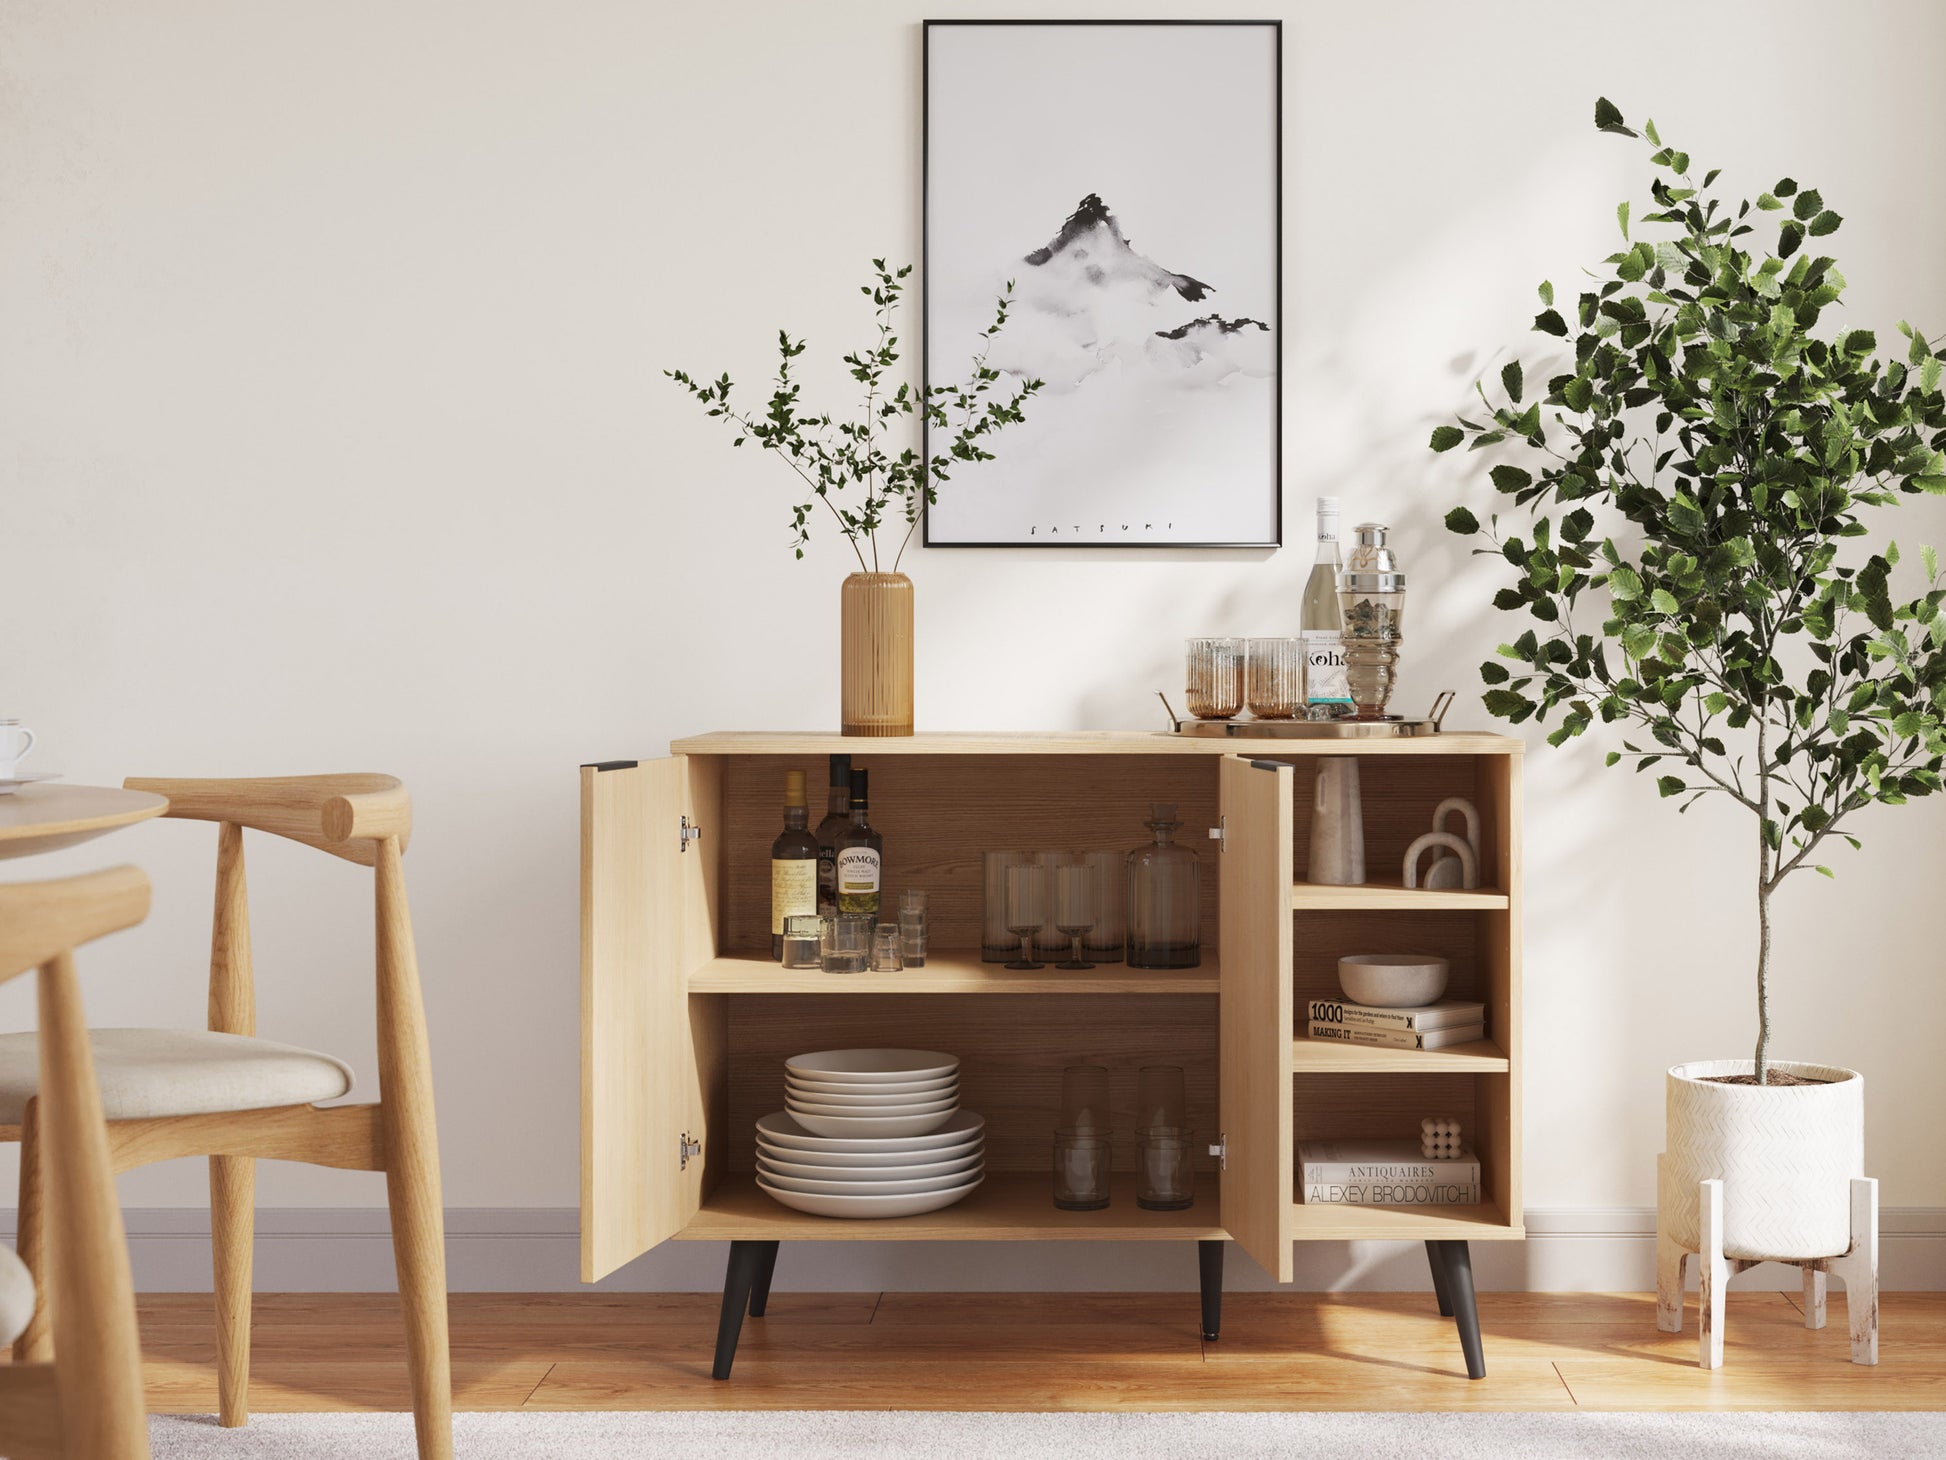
[668,261,1043,572]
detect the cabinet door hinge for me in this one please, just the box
[679,815,703,853]
[679,1132,702,1169]
[1208,816,1226,852]
[1208,1133,1227,1170]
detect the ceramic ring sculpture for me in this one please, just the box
[1403,831,1478,890]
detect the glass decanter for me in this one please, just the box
[1126,802,1201,969]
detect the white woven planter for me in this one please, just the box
[1661,1060,1864,1260]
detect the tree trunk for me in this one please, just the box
[1755,877,1772,1085]
[1754,735,1772,1086]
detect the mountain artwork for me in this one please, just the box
[924,21,1281,547]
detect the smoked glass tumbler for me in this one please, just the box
[1138,1129,1195,1211]
[1053,1129,1113,1211]
[1137,1064,1187,1135]
[1080,849,1127,963]
[981,851,1033,962]
[1185,637,1244,720]
[1060,1064,1113,1133]
[1245,636,1304,719]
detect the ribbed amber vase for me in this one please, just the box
[840,572,914,737]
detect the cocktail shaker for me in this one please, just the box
[1339,523,1406,719]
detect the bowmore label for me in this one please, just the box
[836,847,882,896]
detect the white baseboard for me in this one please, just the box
[6,1207,1944,1292]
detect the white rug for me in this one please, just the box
[148,1410,1946,1458]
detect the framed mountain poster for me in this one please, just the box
[922,19,1282,548]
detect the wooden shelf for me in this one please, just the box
[1290,877,1510,911]
[679,1172,1229,1241]
[670,729,1523,758]
[689,950,1217,995]
[1289,1200,1523,1242]
[1291,1036,1509,1073]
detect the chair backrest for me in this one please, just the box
[120,774,422,1047]
[0,866,152,1460]
[0,865,149,983]
[122,774,412,866]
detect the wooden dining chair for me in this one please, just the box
[0,865,153,1460]
[0,776,451,1460]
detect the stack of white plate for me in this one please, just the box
[758,1049,983,1218]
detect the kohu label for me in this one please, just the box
[1303,629,1351,704]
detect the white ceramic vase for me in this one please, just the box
[1660,1059,1863,1261]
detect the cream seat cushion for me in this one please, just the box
[0,1244,32,1348]
[0,1029,354,1125]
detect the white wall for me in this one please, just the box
[3,0,1943,1282]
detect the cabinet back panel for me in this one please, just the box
[1281,755,1497,886]
[725,994,1217,1174]
[719,755,1221,955]
[1291,911,1482,1030]
[1291,1072,1478,1145]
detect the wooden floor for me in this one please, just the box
[123,1289,1946,1413]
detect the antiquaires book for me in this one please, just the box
[1305,1020,1485,1051]
[1307,997,1485,1032]
[1299,1140,1480,1205]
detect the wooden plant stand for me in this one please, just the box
[1656,1167,1880,1369]
[579,731,1524,1384]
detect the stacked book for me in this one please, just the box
[1299,1139,1481,1206]
[1306,997,1485,1051]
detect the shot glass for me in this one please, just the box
[871,923,904,973]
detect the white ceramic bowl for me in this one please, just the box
[1337,953,1450,1008]
[756,1149,982,1182]
[756,1163,982,1197]
[756,1132,982,1168]
[785,1049,960,1083]
[783,1083,958,1108]
[785,1073,958,1097]
[755,1173,982,1219]
[785,1107,961,1139]
[756,1109,984,1153]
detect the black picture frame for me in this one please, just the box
[922,17,1283,550]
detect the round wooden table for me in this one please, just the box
[0,784,168,860]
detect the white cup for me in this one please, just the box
[0,721,36,780]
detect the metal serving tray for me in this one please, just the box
[1158,691,1454,739]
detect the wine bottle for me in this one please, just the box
[1302,496,1352,718]
[833,767,884,917]
[770,769,820,960]
[814,752,852,918]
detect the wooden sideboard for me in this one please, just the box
[580,730,1522,1378]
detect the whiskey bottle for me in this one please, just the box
[833,767,884,917]
[770,769,820,960]
[814,752,852,918]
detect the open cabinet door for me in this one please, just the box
[580,756,721,1281]
[1218,755,1294,1282]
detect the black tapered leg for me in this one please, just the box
[1198,1240,1225,1341]
[1431,1239,1485,1379]
[1425,1239,1454,1317]
[712,1240,776,1380]
[747,1241,781,1318]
